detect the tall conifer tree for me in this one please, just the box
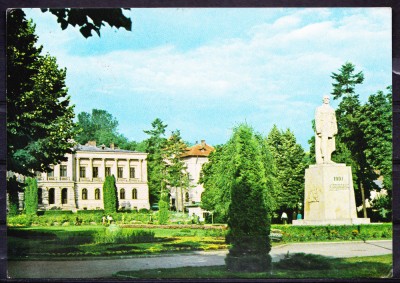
[24,177,38,215]
[225,124,272,272]
[103,175,118,213]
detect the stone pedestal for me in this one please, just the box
[293,163,370,226]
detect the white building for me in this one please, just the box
[35,141,150,211]
[170,140,214,221]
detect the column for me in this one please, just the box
[102,158,106,179]
[76,158,80,181]
[88,158,93,181]
[54,164,60,180]
[142,158,148,182]
[43,187,49,206]
[126,159,130,179]
[140,159,143,182]
[56,187,61,206]
[67,153,74,181]
[113,158,118,177]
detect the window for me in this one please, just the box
[120,188,125,199]
[118,167,123,178]
[93,167,99,178]
[38,188,42,204]
[61,188,68,204]
[48,167,54,177]
[132,188,137,199]
[130,167,135,178]
[80,166,86,178]
[48,188,55,204]
[105,167,111,176]
[95,188,100,200]
[185,192,189,202]
[82,188,88,200]
[60,165,67,177]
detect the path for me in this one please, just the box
[7,240,392,279]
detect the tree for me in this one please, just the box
[7,9,76,177]
[76,109,117,143]
[40,8,132,38]
[103,175,118,213]
[143,118,168,205]
[331,62,379,218]
[158,190,170,225]
[224,124,272,272]
[200,144,233,222]
[266,125,308,220]
[24,178,38,215]
[359,87,392,193]
[359,87,392,217]
[163,130,190,212]
[75,109,145,151]
[7,177,20,216]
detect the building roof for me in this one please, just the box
[74,143,146,154]
[181,140,214,158]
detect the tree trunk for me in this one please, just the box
[180,187,184,213]
[360,182,367,218]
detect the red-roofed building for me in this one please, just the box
[170,140,214,221]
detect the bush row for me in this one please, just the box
[272,224,392,242]
[94,228,156,244]
[7,211,199,227]
[120,224,228,230]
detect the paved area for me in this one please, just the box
[7,240,392,279]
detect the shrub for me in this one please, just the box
[158,199,169,225]
[275,253,332,270]
[103,175,118,213]
[44,210,73,215]
[77,210,105,215]
[94,228,156,244]
[274,224,392,242]
[7,214,33,226]
[24,177,38,215]
[7,177,21,216]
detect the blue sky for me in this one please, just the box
[23,8,392,150]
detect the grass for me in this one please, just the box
[8,226,228,259]
[7,224,393,259]
[115,254,392,279]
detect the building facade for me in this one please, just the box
[170,140,214,221]
[36,141,150,211]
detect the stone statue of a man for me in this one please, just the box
[315,95,337,164]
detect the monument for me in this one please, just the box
[293,95,370,225]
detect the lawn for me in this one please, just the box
[8,225,228,259]
[8,223,393,259]
[115,254,392,279]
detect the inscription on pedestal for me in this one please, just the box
[329,184,349,190]
[329,175,349,191]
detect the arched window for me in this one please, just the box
[38,188,43,204]
[61,188,68,204]
[185,192,189,202]
[82,188,88,200]
[48,188,55,204]
[95,188,100,200]
[120,188,125,200]
[132,188,137,199]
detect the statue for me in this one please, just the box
[315,95,337,164]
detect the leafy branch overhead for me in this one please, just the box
[41,8,132,38]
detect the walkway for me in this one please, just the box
[7,240,392,279]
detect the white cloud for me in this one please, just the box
[25,8,391,149]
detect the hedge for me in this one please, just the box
[272,224,392,242]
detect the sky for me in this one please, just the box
[22,8,392,151]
